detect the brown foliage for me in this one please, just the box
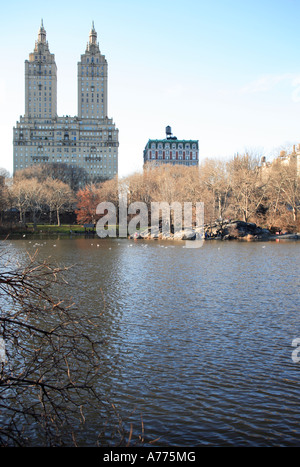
[75,184,102,224]
[75,178,119,225]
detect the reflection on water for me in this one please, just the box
[3,237,300,446]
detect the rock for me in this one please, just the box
[204,220,271,240]
[181,229,197,240]
[223,221,271,239]
[129,221,274,242]
[257,228,271,238]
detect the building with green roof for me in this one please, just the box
[143,126,198,167]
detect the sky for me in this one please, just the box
[1,0,300,177]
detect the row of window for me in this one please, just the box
[150,142,197,150]
[81,72,105,77]
[28,108,52,113]
[150,149,197,155]
[28,92,52,97]
[31,58,52,63]
[15,147,117,154]
[80,77,104,82]
[27,69,53,75]
[82,92,103,97]
[27,110,52,115]
[81,57,103,64]
[28,81,53,86]
[16,120,115,129]
[81,99,103,103]
[28,64,53,69]
[81,113,105,118]
[81,89,104,93]
[27,113,53,118]
[16,128,115,135]
[17,139,116,147]
[29,97,52,101]
[150,154,197,160]
[81,66,104,71]
[150,161,198,166]
[15,148,117,155]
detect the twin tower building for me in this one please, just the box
[13,21,119,180]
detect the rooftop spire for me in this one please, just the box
[89,21,97,45]
[38,19,46,44]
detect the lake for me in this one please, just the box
[2,236,300,446]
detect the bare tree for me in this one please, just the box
[9,178,45,228]
[9,179,30,224]
[14,163,89,192]
[227,153,267,223]
[43,178,75,226]
[0,247,141,446]
[0,169,10,224]
[199,159,231,222]
[266,157,300,229]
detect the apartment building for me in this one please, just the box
[143,126,199,167]
[13,21,118,180]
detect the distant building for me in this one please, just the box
[261,144,300,176]
[13,21,119,181]
[143,126,199,167]
[277,146,300,176]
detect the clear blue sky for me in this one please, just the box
[1,0,300,176]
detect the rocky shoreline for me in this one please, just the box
[130,220,300,242]
[204,220,300,241]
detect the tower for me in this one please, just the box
[77,22,108,119]
[24,20,57,119]
[13,21,118,181]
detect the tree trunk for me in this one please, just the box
[56,208,60,226]
[293,206,297,222]
[33,210,37,231]
[19,207,24,224]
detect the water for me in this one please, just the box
[2,236,300,446]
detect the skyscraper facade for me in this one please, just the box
[13,21,119,181]
[78,22,108,120]
[24,20,57,120]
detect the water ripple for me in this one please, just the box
[4,238,300,446]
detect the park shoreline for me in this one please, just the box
[1,220,299,242]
